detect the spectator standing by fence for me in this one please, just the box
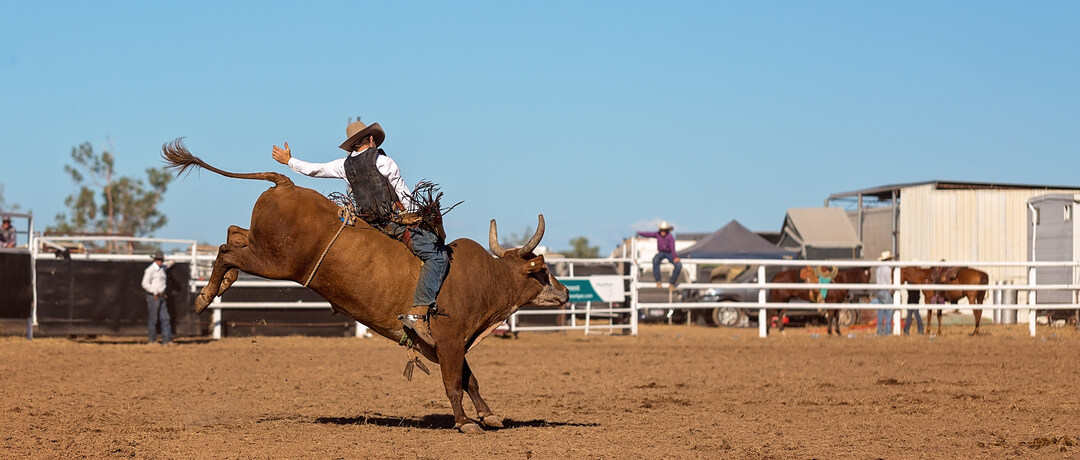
[637,221,682,290]
[142,250,175,346]
[874,251,895,336]
[904,287,924,335]
[0,215,15,248]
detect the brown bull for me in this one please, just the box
[768,267,870,336]
[903,266,989,336]
[162,140,569,434]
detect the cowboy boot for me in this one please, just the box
[398,305,435,347]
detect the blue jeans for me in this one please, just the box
[904,309,924,335]
[652,251,682,285]
[384,223,449,306]
[872,290,893,335]
[146,294,172,344]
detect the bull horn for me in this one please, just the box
[489,219,507,257]
[520,214,545,254]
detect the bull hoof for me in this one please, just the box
[458,422,484,434]
[194,296,211,313]
[480,415,504,429]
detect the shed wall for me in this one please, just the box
[847,206,893,261]
[898,184,1080,303]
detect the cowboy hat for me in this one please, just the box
[658,221,674,231]
[878,250,893,261]
[152,249,165,261]
[338,120,385,151]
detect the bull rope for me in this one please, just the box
[303,207,357,287]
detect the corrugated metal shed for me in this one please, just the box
[828,181,1080,305]
[897,184,1080,288]
[846,207,893,261]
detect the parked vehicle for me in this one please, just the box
[656,265,860,328]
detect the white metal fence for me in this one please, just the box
[26,235,368,340]
[504,257,636,335]
[22,235,1080,339]
[631,257,1080,338]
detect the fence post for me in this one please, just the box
[211,298,223,340]
[892,266,902,335]
[630,239,639,336]
[1028,267,1037,337]
[758,265,767,338]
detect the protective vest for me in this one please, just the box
[343,147,400,222]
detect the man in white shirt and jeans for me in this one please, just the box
[873,251,895,336]
[142,249,175,346]
[272,119,449,348]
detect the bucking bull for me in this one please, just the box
[161,139,569,434]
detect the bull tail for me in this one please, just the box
[161,138,293,187]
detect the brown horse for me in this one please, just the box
[927,267,990,335]
[900,267,940,334]
[768,267,870,335]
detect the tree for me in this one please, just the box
[0,184,19,211]
[50,142,173,239]
[500,225,535,248]
[559,236,600,258]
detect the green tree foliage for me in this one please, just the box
[559,236,600,258]
[500,226,535,248]
[50,142,173,237]
[0,184,20,211]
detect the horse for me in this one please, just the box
[900,267,938,334]
[768,266,870,335]
[927,267,990,335]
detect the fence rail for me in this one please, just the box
[19,235,1080,340]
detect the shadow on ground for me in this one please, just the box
[314,413,599,430]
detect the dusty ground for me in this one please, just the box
[1,323,1078,459]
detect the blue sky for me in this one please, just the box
[2,1,1078,253]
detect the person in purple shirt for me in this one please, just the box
[637,221,682,289]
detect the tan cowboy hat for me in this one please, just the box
[878,250,893,261]
[658,221,674,231]
[338,120,386,151]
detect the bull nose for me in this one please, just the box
[557,284,569,302]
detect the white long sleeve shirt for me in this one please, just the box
[875,264,893,292]
[287,152,414,210]
[141,262,168,295]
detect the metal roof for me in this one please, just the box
[828,180,1080,201]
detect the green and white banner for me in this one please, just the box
[561,276,625,303]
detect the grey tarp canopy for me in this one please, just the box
[679,220,796,259]
[777,207,863,259]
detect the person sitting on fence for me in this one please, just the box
[0,216,15,248]
[637,221,682,290]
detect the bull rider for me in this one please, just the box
[272,119,447,348]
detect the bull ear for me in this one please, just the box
[521,255,545,274]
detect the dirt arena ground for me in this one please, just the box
[2,323,1078,459]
